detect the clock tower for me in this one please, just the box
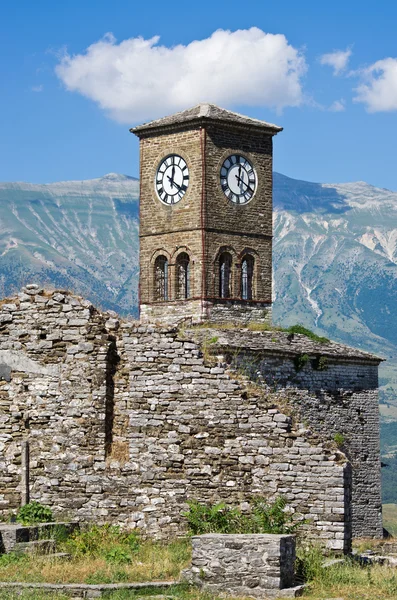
[131,104,282,324]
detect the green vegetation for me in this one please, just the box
[63,524,139,560]
[383,504,397,537]
[2,550,397,600]
[0,527,190,585]
[381,421,397,456]
[285,325,329,344]
[294,353,310,372]
[333,433,345,448]
[16,502,53,526]
[184,496,302,535]
[298,553,397,600]
[312,355,328,371]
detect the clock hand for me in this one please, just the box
[167,175,182,191]
[235,174,253,193]
[171,165,175,184]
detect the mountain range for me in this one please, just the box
[1,171,396,421]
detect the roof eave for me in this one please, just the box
[130,116,283,138]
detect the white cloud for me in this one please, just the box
[55,28,307,123]
[354,58,397,112]
[329,99,346,112]
[319,48,352,75]
[31,85,43,92]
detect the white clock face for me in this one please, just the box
[220,154,257,204]
[155,154,189,205]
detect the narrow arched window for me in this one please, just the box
[241,255,254,300]
[219,252,232,298]
[176,252,190,299]
[154,255,168,301]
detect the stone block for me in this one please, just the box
[184,534,296,597]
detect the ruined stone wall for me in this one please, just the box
[0,286,111,519]
[0,288,384,548]
[203,330,382,539]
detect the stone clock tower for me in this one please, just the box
[131,104,282,324]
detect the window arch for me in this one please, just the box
[241,255,254,300]
[175,252,190,299]
[219,252,232,298]
[154,255,168,301]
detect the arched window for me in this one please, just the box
[241,255,254,300]
[219,252,232,298]
[176,252,190,299]
[154,255,168,301]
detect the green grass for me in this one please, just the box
[0,528,191,585]
[1,526,397,600]
[383,504,397,537]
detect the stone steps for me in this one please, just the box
[0,521,78,556]
[15,539,57,555]
[0,580,177,599]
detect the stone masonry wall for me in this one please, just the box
[138,122,274,324]
[0,288,383,549]
[198,328,382,539]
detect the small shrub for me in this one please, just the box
[104,546,134,564]
[287,325,329,344]
[184,496,303,535]
[16,502,53,525]
[294,353,310,372]
[312,355,329,371]
[208,336,218,344]
[183,500,240,535]
[244,496,302,534]
[334,432,345,448]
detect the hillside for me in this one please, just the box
[0,170,396,420]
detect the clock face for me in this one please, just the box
[155,154,189,205]
[220,154,257,204]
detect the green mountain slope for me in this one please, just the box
[0,173,140,315]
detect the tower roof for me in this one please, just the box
[131,103,283,137]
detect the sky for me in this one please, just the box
[1,0,397,189]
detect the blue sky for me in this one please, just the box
[1,0,397,189]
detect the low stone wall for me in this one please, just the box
[185,533,300,598]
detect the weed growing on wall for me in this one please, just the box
[334,433,345,448]
[286,325,329,344]
[294,353,310,372]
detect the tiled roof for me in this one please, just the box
[131,103,283,136]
